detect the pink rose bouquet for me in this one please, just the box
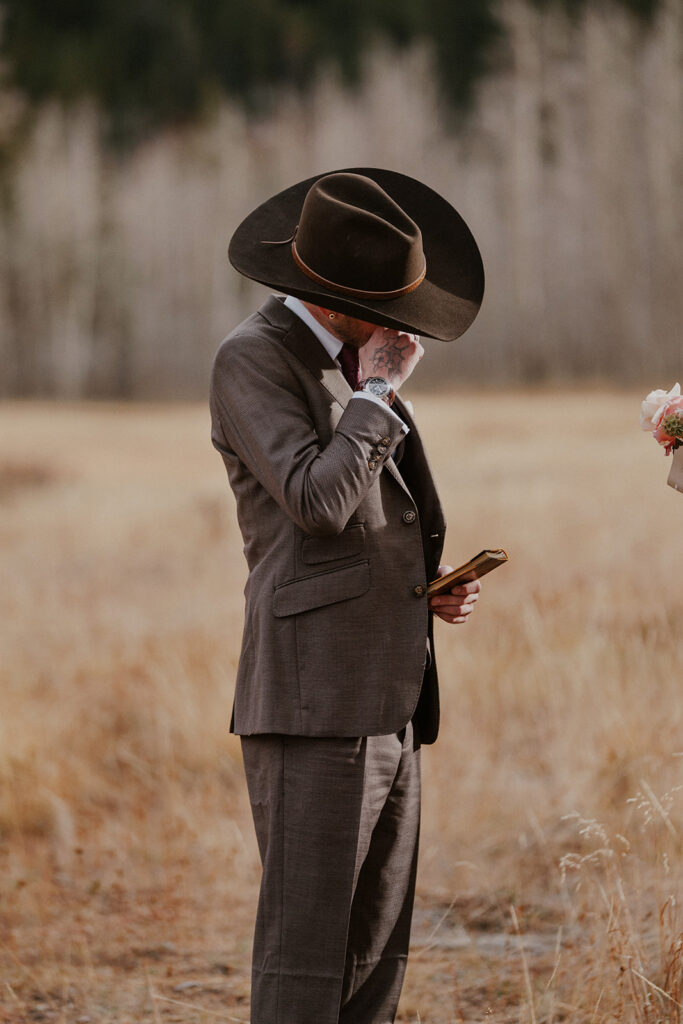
[640,383,683,455]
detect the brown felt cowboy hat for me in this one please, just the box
[228,168,484,341]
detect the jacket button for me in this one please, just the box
[368,460,377,471]
[413,584,426,597]
[402,510,416,524]
[377,445,387,454]
[381,436,391,445]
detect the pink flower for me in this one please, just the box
[653,395,683,455]
[640,382,680,431]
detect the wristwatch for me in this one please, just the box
[355,377,396,406]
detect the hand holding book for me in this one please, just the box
[427,549,508,597]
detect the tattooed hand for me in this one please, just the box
[358,328,424,389]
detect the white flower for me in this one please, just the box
[640,382,681,431]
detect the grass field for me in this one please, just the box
[1,393,681,1024]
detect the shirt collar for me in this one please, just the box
[283,295,343,362]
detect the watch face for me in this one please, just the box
[366,377,390,398]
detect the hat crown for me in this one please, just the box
[294,173,426,296]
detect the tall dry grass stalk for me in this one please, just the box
[0,392,681,1021]
[1,0,682,398]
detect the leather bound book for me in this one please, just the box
[427,549,508,597]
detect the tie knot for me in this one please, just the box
[338,343,360,389]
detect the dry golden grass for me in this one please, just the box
[1,392,681,1024]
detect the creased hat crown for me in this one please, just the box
[293,174,426,298]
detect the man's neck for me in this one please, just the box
[283,296,343,361]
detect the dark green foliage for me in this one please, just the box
[2,0,212,142]
[422,0,506,118]
[0,0,663,145]
[529,0,659,20]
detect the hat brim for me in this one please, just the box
[228,167,484,342]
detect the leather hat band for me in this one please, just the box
[291,237,426,301]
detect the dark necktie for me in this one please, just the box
[338,344,360,389]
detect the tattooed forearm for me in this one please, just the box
[359,327,422,388]
[369,337,412,382]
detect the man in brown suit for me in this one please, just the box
[210,169,485,1024]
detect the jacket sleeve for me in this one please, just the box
[210,330,405,536]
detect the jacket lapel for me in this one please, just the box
[286,320,351,410]
[392,395,446,538]
[260,296,352,410]
[384,447,410,496]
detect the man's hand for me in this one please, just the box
[359,327,424,390]
[428,565,481,624]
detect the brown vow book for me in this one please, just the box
[427,549,509,597]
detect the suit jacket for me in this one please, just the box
[210,296,446,743]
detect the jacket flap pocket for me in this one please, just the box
[302,524,365,565]
[273,561,370,617]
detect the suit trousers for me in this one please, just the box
[240,722,421,1024]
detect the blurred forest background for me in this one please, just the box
[0,0,680,397]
